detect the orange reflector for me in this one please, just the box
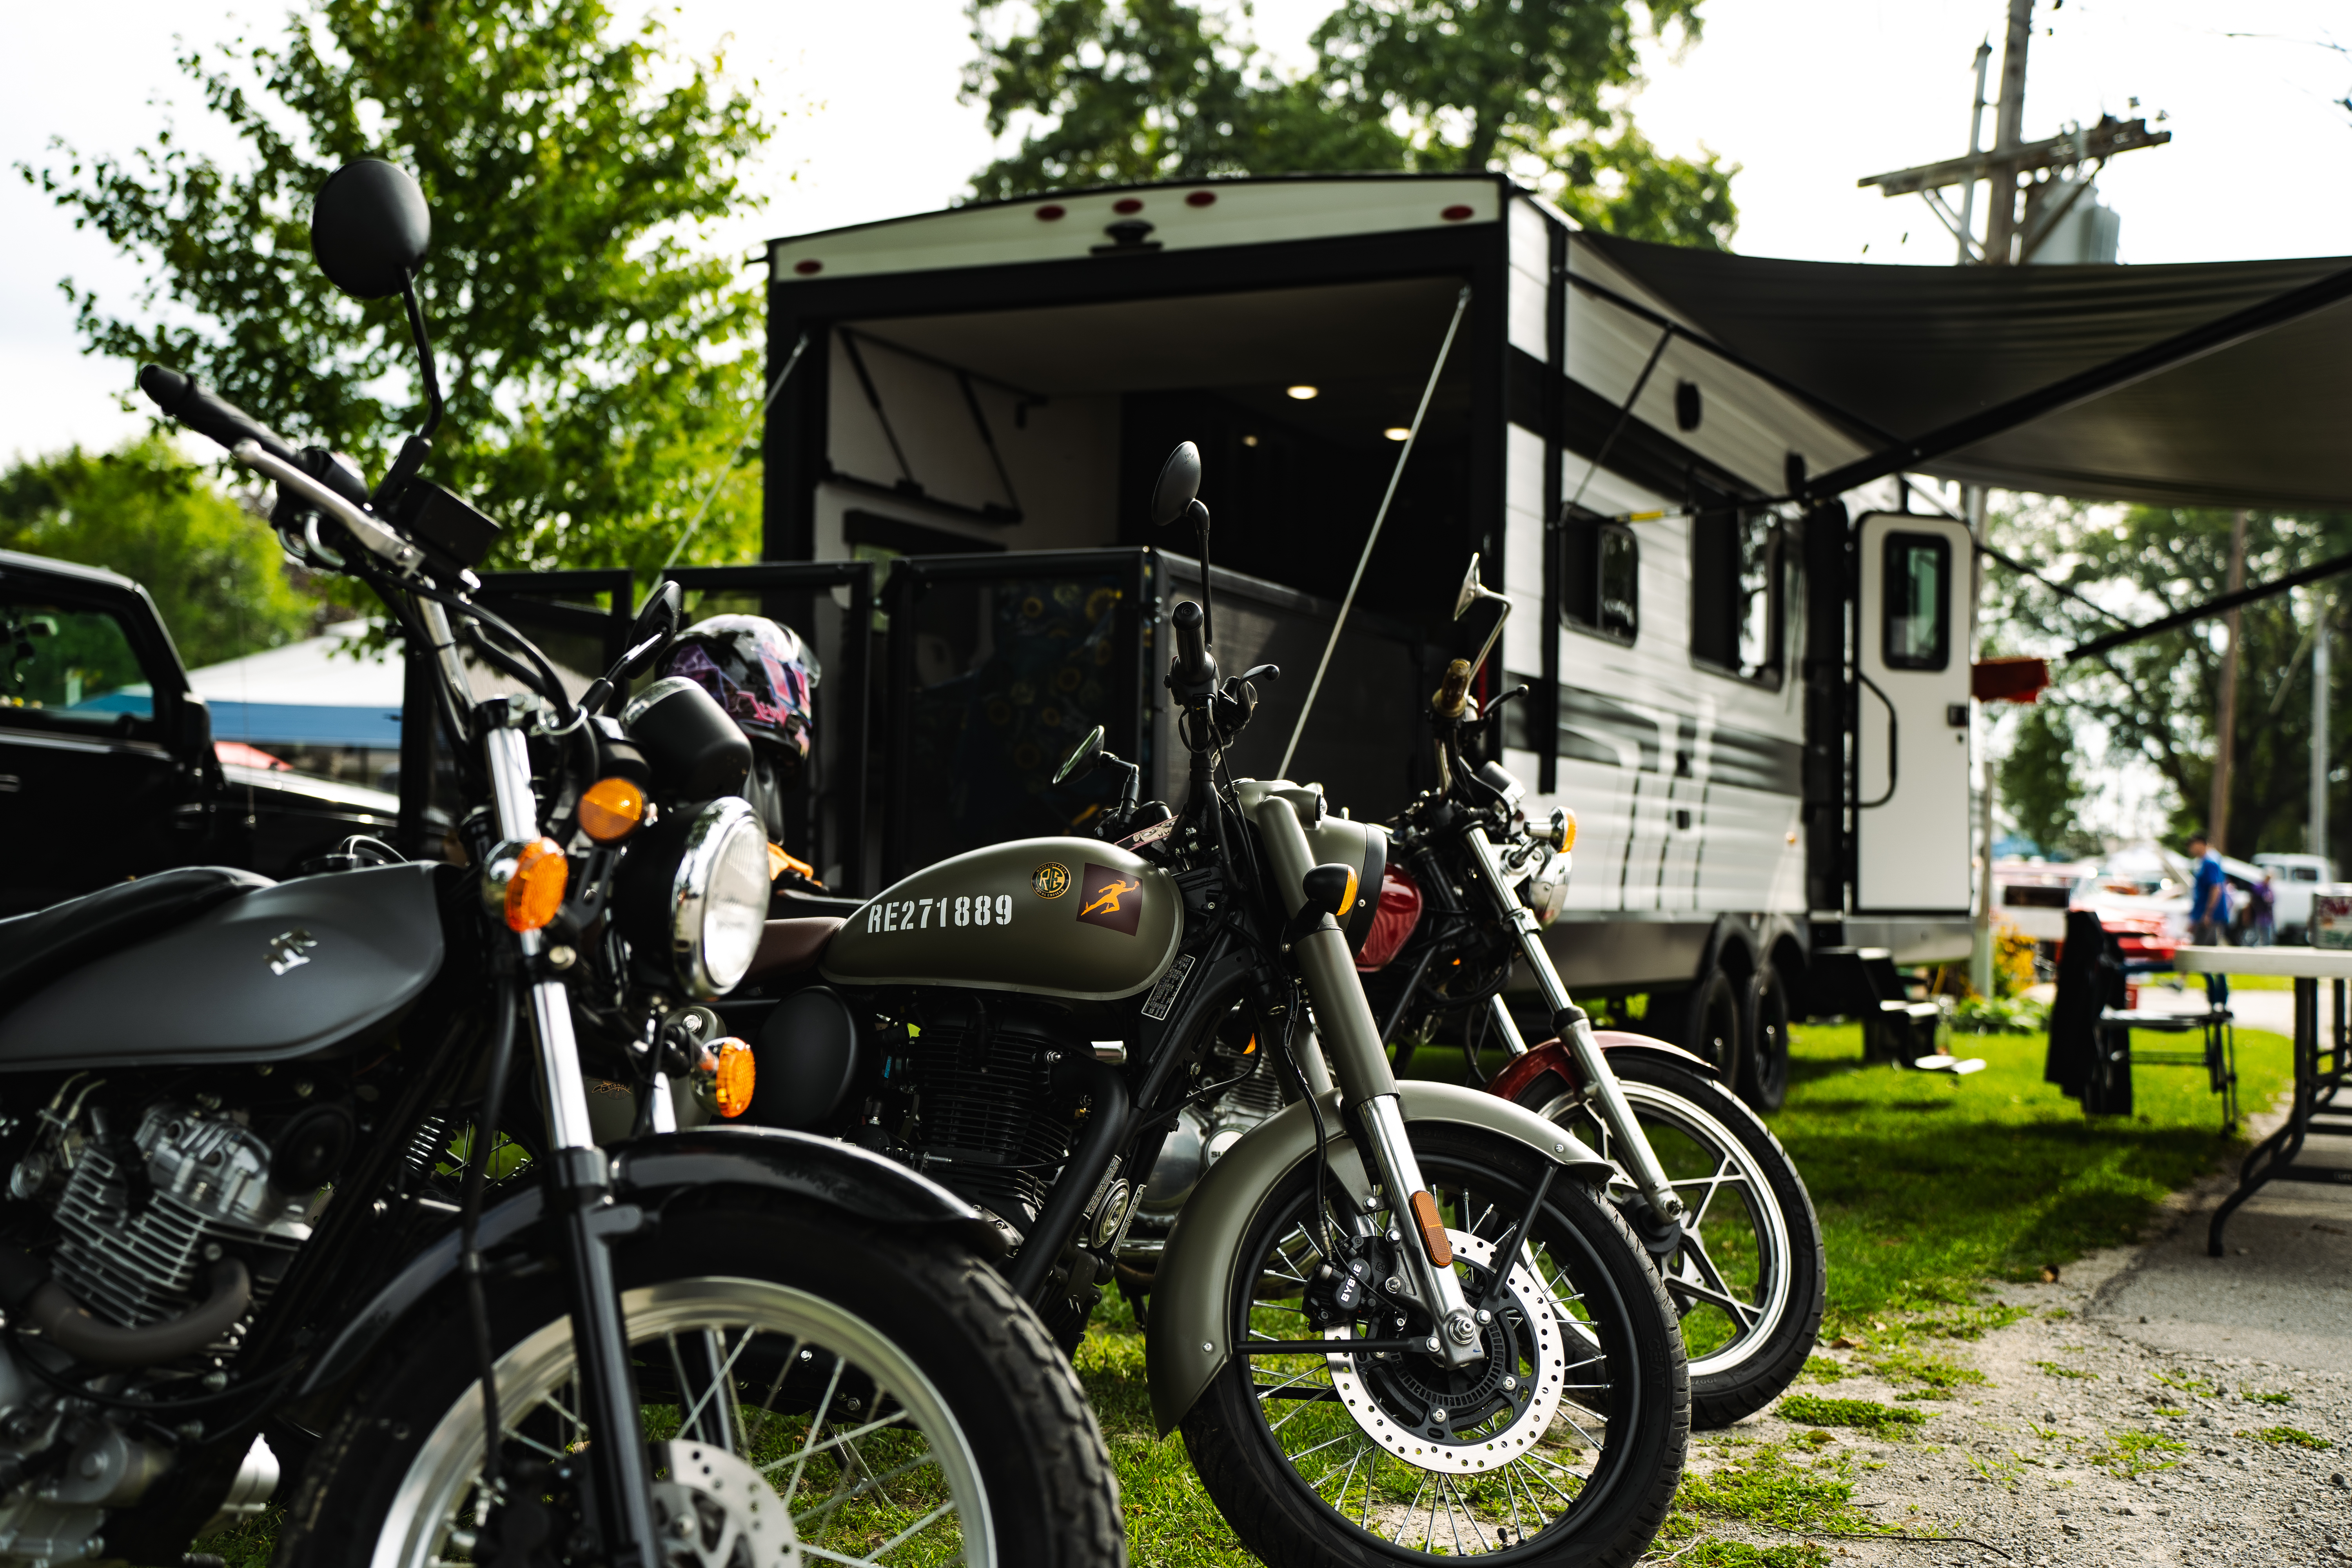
[1409,1190,1453,1267]
[1558,807,1579,853]
[503,838,569,932]
[712,1036,755,1118]
[578,776,646,844]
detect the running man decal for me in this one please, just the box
[1076,862,1144,935]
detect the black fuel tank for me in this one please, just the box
[0,864,446,1069]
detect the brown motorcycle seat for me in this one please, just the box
[746,916,843,981]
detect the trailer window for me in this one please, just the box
[1559,512,1637,642]
[1882,533,1951,671]
[1690,503,1779,685]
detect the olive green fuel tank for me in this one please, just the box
[821,837,1181,1002]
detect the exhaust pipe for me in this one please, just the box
[0,1247,252,1366]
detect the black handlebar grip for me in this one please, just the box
[1171,600,1214,688]
[137,365,302,467]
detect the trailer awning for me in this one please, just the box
[1576,234,2352,510]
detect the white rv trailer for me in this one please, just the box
[757,173,1976,1055]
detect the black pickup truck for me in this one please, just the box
[0,548,401,915]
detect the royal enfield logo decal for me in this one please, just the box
[266,928,318,976]
[1076,862,1144,935]
[1031,862,1071,898]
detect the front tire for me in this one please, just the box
[1516,1056,1824,1429]
[1182,1123,1686,1566]
[277,1196,1124,1568]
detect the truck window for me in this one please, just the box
[1883,532,1950,671]
[1559,512,1638,642]
[2294,866,2320,882]
[0,599,153,729]
[1690,501,1779,684]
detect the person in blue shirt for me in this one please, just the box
[2188,832,2229,1004]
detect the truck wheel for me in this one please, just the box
[1683,968,1743,1088]
[1739,962,1790,1112]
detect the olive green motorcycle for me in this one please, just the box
[738,445,1688,1566]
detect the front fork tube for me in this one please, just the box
[485,719,658,1566]
[1458,827,1686,1226]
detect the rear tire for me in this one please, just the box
[1682,968,1742,1088]
[1515,1055,1823,1430]
[276,1196,1124,1568]
[1738,962,1791,1113]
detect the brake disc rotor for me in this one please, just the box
[649,1439,802,1567]
[1321,1229,1568,1475]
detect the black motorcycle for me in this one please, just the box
[0,159,1120,1568]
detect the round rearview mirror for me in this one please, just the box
[620,581,685,679]
[1149,442,1203,528]
[1453,553,1486,621]
[311,159,432,301]
[1054,724,1107,785]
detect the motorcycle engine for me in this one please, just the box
[877,998,1086,1242]
[1120,1028,1288,1269]
[47,1102,313,1362]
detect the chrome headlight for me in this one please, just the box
[667,797,771,996]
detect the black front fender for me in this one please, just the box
[297,1127,995,1397]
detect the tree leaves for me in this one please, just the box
[22,0,773,572]
[964,0,1738,249]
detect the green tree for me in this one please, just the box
[1983,498,2352,864]
[0,438,314,668]
[964,0,1738,249]
[1997,701,2094,860]
[22,0,772,573]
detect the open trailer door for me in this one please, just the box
[1855,512,1973,915]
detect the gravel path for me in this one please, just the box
[1675,1093,2352,1566]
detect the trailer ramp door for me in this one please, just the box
[1855,513,1972,913]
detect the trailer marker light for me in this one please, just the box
[1384,427,1410,441]
[1287,385,1319,401]
[1114,197,1145,214]
[1441,204,1475,221]
[793,259,822,276]
[1036,204,1065,221]
[1186,190,1216,207]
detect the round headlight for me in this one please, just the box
[668,797,771,996]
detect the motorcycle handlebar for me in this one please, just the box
[1170,600,1214,691]
[138,365,301,468]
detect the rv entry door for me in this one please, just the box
[1855,513,1972,913]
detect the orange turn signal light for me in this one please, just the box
[712,1036,755,1118]
[503,837,570,932]
[579,776,646,844]
[1558,808,1578,853]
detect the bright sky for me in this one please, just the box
[3,0,2348,466]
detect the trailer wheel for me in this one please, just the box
[1739,961,1791,1112]
[1684,967,1743,1088]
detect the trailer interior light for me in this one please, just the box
[497,837,570,932]
[1242,434,1259,446]
[712,1036,756,1118]
[1383,426,1410,441]
[579,776,646,843]
[1287,385,1319,400]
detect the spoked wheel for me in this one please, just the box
[1520,1054,1824,1429]
[278,1199,1125,1568]
[1181,1123,1686,1566]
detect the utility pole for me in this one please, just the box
[1982,0,2034,265]
[2211,509,2249,848]
[2318,597,2333,863]
[1955,40,1993,265]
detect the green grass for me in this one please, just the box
[1769,1020,2290,1330]
[1773,1396,1929,1440]
[2091,1428,2188,1477]
[2243,1388,2296,1406]
[2248,1425,2331,1449]
[2036,1360,2098,1379]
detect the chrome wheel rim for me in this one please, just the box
[1537,1082,1793,1378]
[373,1276,992,1568]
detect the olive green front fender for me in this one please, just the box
[1143,1081,1610,1436]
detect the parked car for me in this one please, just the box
[2252,851,2337,942]
[0,549,400,913]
